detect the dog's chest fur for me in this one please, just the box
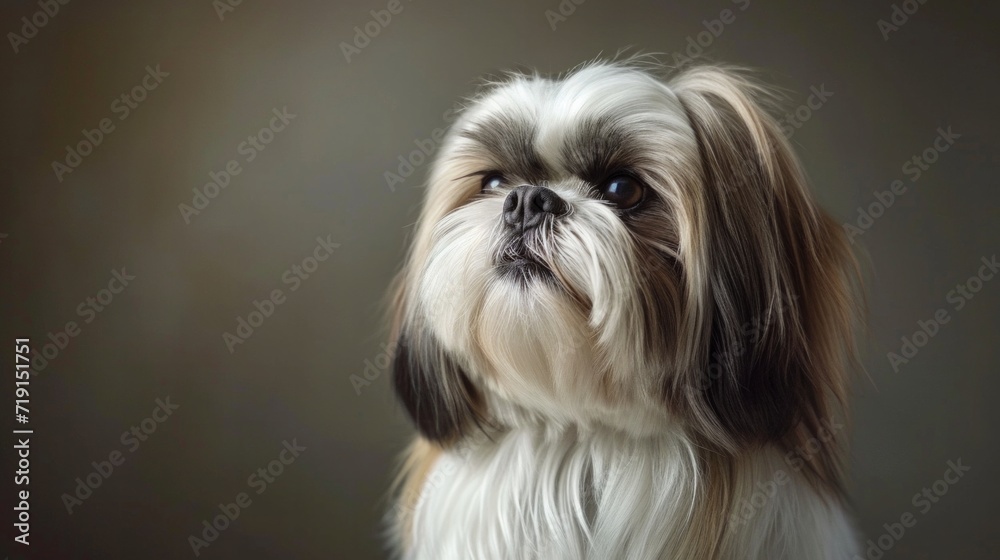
[404,426,859,560]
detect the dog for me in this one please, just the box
[387,59,862,560]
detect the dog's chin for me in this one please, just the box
[493,237,557,286]
[494,255,554,285]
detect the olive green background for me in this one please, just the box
[1,0,998,558]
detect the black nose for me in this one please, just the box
[503,186,567,233]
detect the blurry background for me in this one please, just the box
[1,0,998,558]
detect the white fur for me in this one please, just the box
[405,424,858,559]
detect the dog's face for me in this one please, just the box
[392,63,858,459]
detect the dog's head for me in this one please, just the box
[390,61,858,469]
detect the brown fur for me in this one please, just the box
[668,66,860,501]
[390,438,441,550]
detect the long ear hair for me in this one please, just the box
[390,323,483,444]
[387,141,488,445]
[667,66,861,491]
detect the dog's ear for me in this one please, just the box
[387,266,484,444]
[668,67,859,474]
[391,325,483,443]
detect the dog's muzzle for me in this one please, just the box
[495,186,567,282]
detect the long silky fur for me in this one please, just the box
[386,57,862,560]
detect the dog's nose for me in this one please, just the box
[503,186,567,233]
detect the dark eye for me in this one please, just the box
[481,172,505,191]
[597,174,645,209]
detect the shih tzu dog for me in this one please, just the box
[387,59,862,559]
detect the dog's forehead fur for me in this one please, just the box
[452,65,697,189]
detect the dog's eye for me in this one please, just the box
[481,172,505,191]
[597,175,644,209]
